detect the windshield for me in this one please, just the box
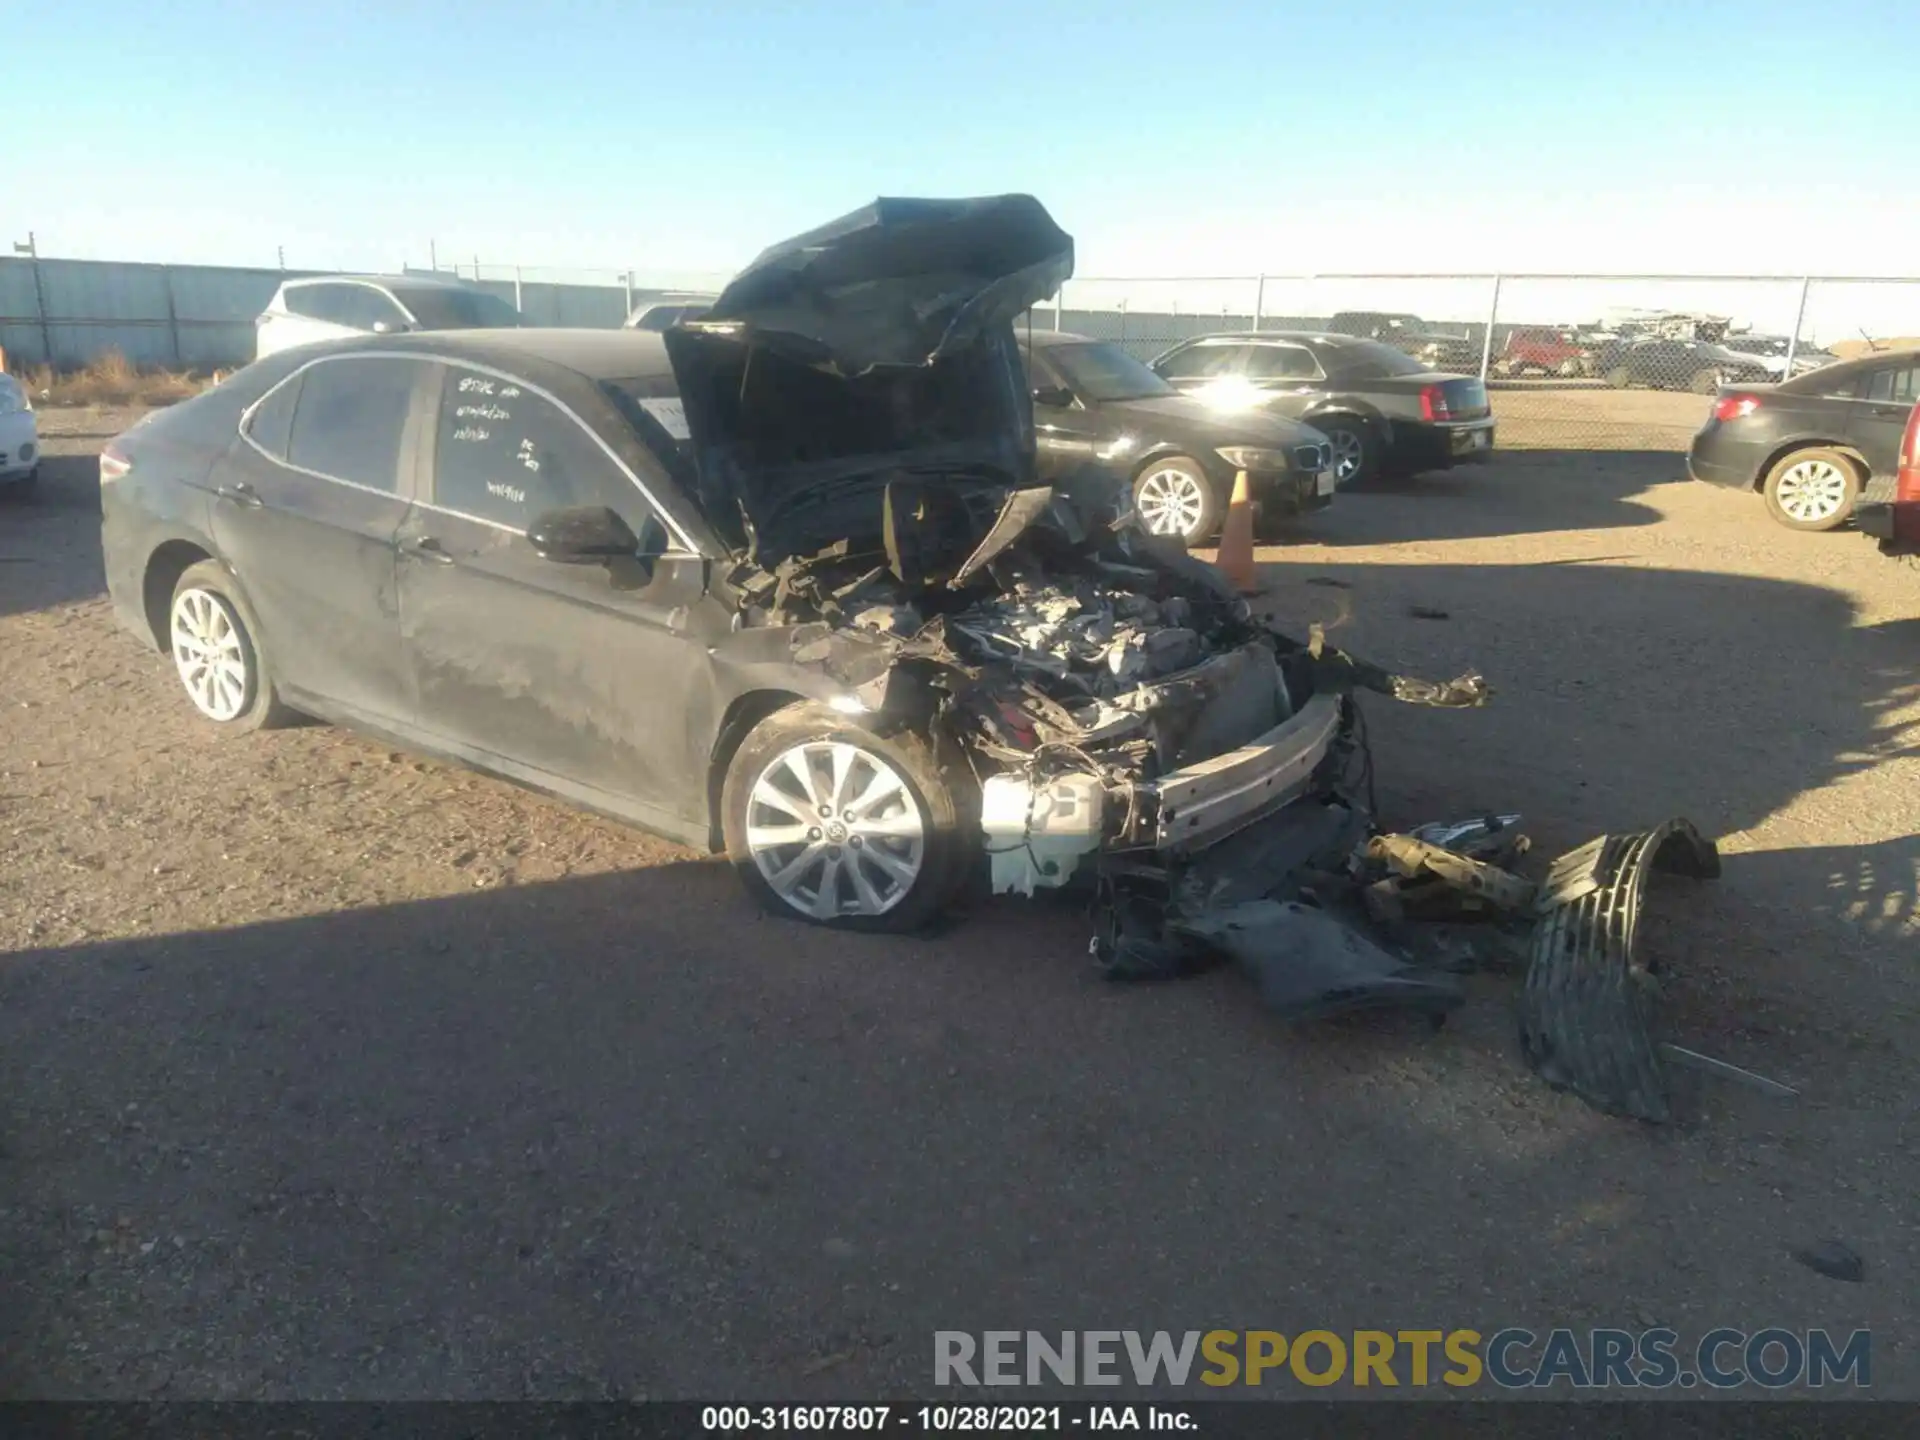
[1046,342,1175,402]
[1335,340,1431,378]
[389,286,523,330]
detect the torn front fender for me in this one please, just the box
[1518,818,1722,1122]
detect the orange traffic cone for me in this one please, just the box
[1214,468,1261,595]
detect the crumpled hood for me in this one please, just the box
[662,196,1075,564]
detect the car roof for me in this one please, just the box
[280,273,477,291]
[316,327,676,381]
[1160,330,1374,350]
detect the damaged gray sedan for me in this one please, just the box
[101,194,1735,1121]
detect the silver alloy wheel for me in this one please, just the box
[745,740,926,919]
[1328,428,1365,482]
[170,587,251,722]
[1773,459,1851,524]
[1134,465,1207,538]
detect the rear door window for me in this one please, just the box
[282,284,350,323]
[431,365,650,533]
[1154,343,1247,380]
[281,357,417,491]
[1242,344,1321,380]
[1858,365,1920,405]
[331,285,409,332]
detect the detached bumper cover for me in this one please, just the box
[1518,819,1722,1122]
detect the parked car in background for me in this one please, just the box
[1023,331,1334,544]
[623,293,717,331]
[1592,335,1775,393]
[1853,399,1920,561]
[1687,348,1920,529]
[1495,327,1590,378]
[1719,334,1838,380]
[1148,332,1495,487]
[1326,311,1477,370]
[1,372,39,495]
[254,275,524,360]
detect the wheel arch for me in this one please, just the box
[1753,438,1866,492]
[706,688,810,851]
[141,538,220,651]
[1303,402,1388,437]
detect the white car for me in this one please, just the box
[0,372,38,495]
[622,292,717,331]
[254,274,524,360]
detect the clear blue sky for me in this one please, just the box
[5,0,1914,279]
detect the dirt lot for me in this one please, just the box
[3,405,1918,1400]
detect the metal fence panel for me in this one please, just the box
[9,252,1920,462]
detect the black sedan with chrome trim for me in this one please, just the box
[1148,331,1495,487]
[1023,330,1335,546]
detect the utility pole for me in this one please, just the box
[14,232,52,366]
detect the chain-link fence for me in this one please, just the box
[1033,274,1920,451]
[9,247,1920,455]
[407,261,734,330]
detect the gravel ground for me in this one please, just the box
[2,408,1917,1400]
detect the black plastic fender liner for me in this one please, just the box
[1518,818,1722,1122]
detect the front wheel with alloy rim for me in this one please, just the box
[1762,449,1860,531]
[1317,419,1378,487]
[720,703,972,932]
[1130,457,1218,545]
[167,560,294,732]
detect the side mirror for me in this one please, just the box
[1032,384,1075,409]
[528,505,643,564]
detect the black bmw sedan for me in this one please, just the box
[1023,331,1334,545]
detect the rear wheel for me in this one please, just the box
[1131,456,1218,545]
[167,560,295,732]
[1687,367,1721,394]
[1318,419,1379,487]
[1761,449,1859,531]
[720,703,972,933]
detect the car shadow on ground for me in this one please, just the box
[0,455,108,619]
[1259,450,1682,549]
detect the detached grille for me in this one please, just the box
[1294,442,1331,472]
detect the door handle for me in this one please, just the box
[217,482,262,509]
[401,536,455,564]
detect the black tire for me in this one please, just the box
[1129,455,1219,546]
[720,702,974,933]
[1317,418,1379,487]
[167,560,296,733]
[1604,365,1633,389]
[1760,448,1860,532]
[1687,367,1721,395]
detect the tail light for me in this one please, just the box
[1419,385,1453,422]
[1713,393,1761,423]
[1898,401,1920,503]
[99,444,131,482]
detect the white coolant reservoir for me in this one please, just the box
[980,771,1107,897]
